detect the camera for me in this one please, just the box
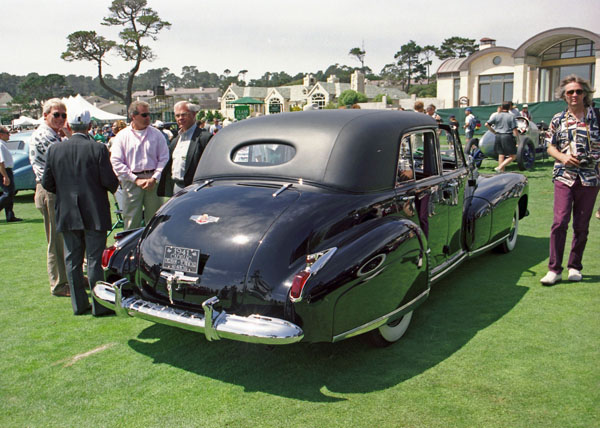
[577,154,593,168]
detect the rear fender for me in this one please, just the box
[295,218,429,342]
[104,228,144,282]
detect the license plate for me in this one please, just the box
[162,246,200,274]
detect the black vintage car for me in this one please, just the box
[94,110,528,346]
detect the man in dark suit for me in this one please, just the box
[42,110,119,316]
[158,101,212,197]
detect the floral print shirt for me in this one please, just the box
[29,123,62,182]
[545,106,600,187]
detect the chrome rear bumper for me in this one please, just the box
[93,279,304,345]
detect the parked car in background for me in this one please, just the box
[94,110,528,347]
[465,117,547,170]
[5,131,35,193]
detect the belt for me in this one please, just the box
[133,169,155,175]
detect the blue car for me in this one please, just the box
[6,131,36,193]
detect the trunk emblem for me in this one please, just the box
[191,214,220,225]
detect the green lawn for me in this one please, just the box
[1,159,599,428]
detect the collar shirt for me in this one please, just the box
[30,122,62,182]
[110,125,169,182]
[0,140,14,168]
[546,107,600,187]
[171,124,196,181]
[487,112,517,133]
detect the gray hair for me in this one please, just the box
[174,101,200,113]
[555,74,595,107]
[128,100,150,117]
[42,98,67,115]
[70,122,90,133]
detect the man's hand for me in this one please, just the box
[561,153,580,167]
[2,175,9,186]
[135,177,156,190]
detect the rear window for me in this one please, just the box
[232,143,295,166]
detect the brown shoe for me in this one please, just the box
[52,284,71,297]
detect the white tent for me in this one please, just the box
[12,115,42,127]
[61,94,126,121]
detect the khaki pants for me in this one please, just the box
[34,183,68,292]
[120,178,163,230]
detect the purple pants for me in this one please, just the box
[549,179,599,273]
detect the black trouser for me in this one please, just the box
[62,229,113,316]
[0,168,17,221]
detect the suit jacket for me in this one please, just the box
[158,126,211,197]
[42,133,119,232]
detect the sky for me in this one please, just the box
[3,0,599,83]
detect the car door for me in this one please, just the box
[439,124,468,261]
[396,129,448,270]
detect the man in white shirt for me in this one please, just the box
[158,101,212,197]
[0,126,22,223]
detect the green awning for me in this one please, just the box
[227,97,264,105]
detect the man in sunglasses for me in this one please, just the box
[541,75,600,286]
[30,98,71,297]
[110,100,169,229]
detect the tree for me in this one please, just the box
[348,47,366,69]
[61,0,171,110]
[338,89,367,107]
[11,73,74,115]
[420,45,437,84]
[437,37,478,59]
[394,40,424,92]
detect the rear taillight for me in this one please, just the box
[289,247,337,302]
[290,270,311,300]
[102,245,116,269]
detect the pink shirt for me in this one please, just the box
[110,125,169,182]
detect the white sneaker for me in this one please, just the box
[540,271,562,285]
[567,269,582,282]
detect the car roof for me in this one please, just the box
[195,110,437,193]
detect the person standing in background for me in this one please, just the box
[30,98,70,297]
[0,126,22,223]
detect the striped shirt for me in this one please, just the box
[545,107,600,187]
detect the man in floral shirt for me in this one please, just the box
[540,75,600,285]
[30,98,72,296]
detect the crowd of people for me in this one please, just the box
[1,98,215,315]
[1,76,598,315]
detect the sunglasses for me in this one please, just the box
[52,112,67,119]
[134,112,150,118]
[566,89,584,96]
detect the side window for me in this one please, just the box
[396,137,414,184]
[440,127,464,171]
[397,130,440,185]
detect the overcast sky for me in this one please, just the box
[3,0,599,82]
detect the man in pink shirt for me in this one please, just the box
[110,101,169,229]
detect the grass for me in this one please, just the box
[1,159,599,428]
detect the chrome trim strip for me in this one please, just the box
[468,234,509,257]
[272,183,292,198]
[92,280,304,345]
[332,288,430,342]
[194,179,214,192]
[430,251,468,283]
